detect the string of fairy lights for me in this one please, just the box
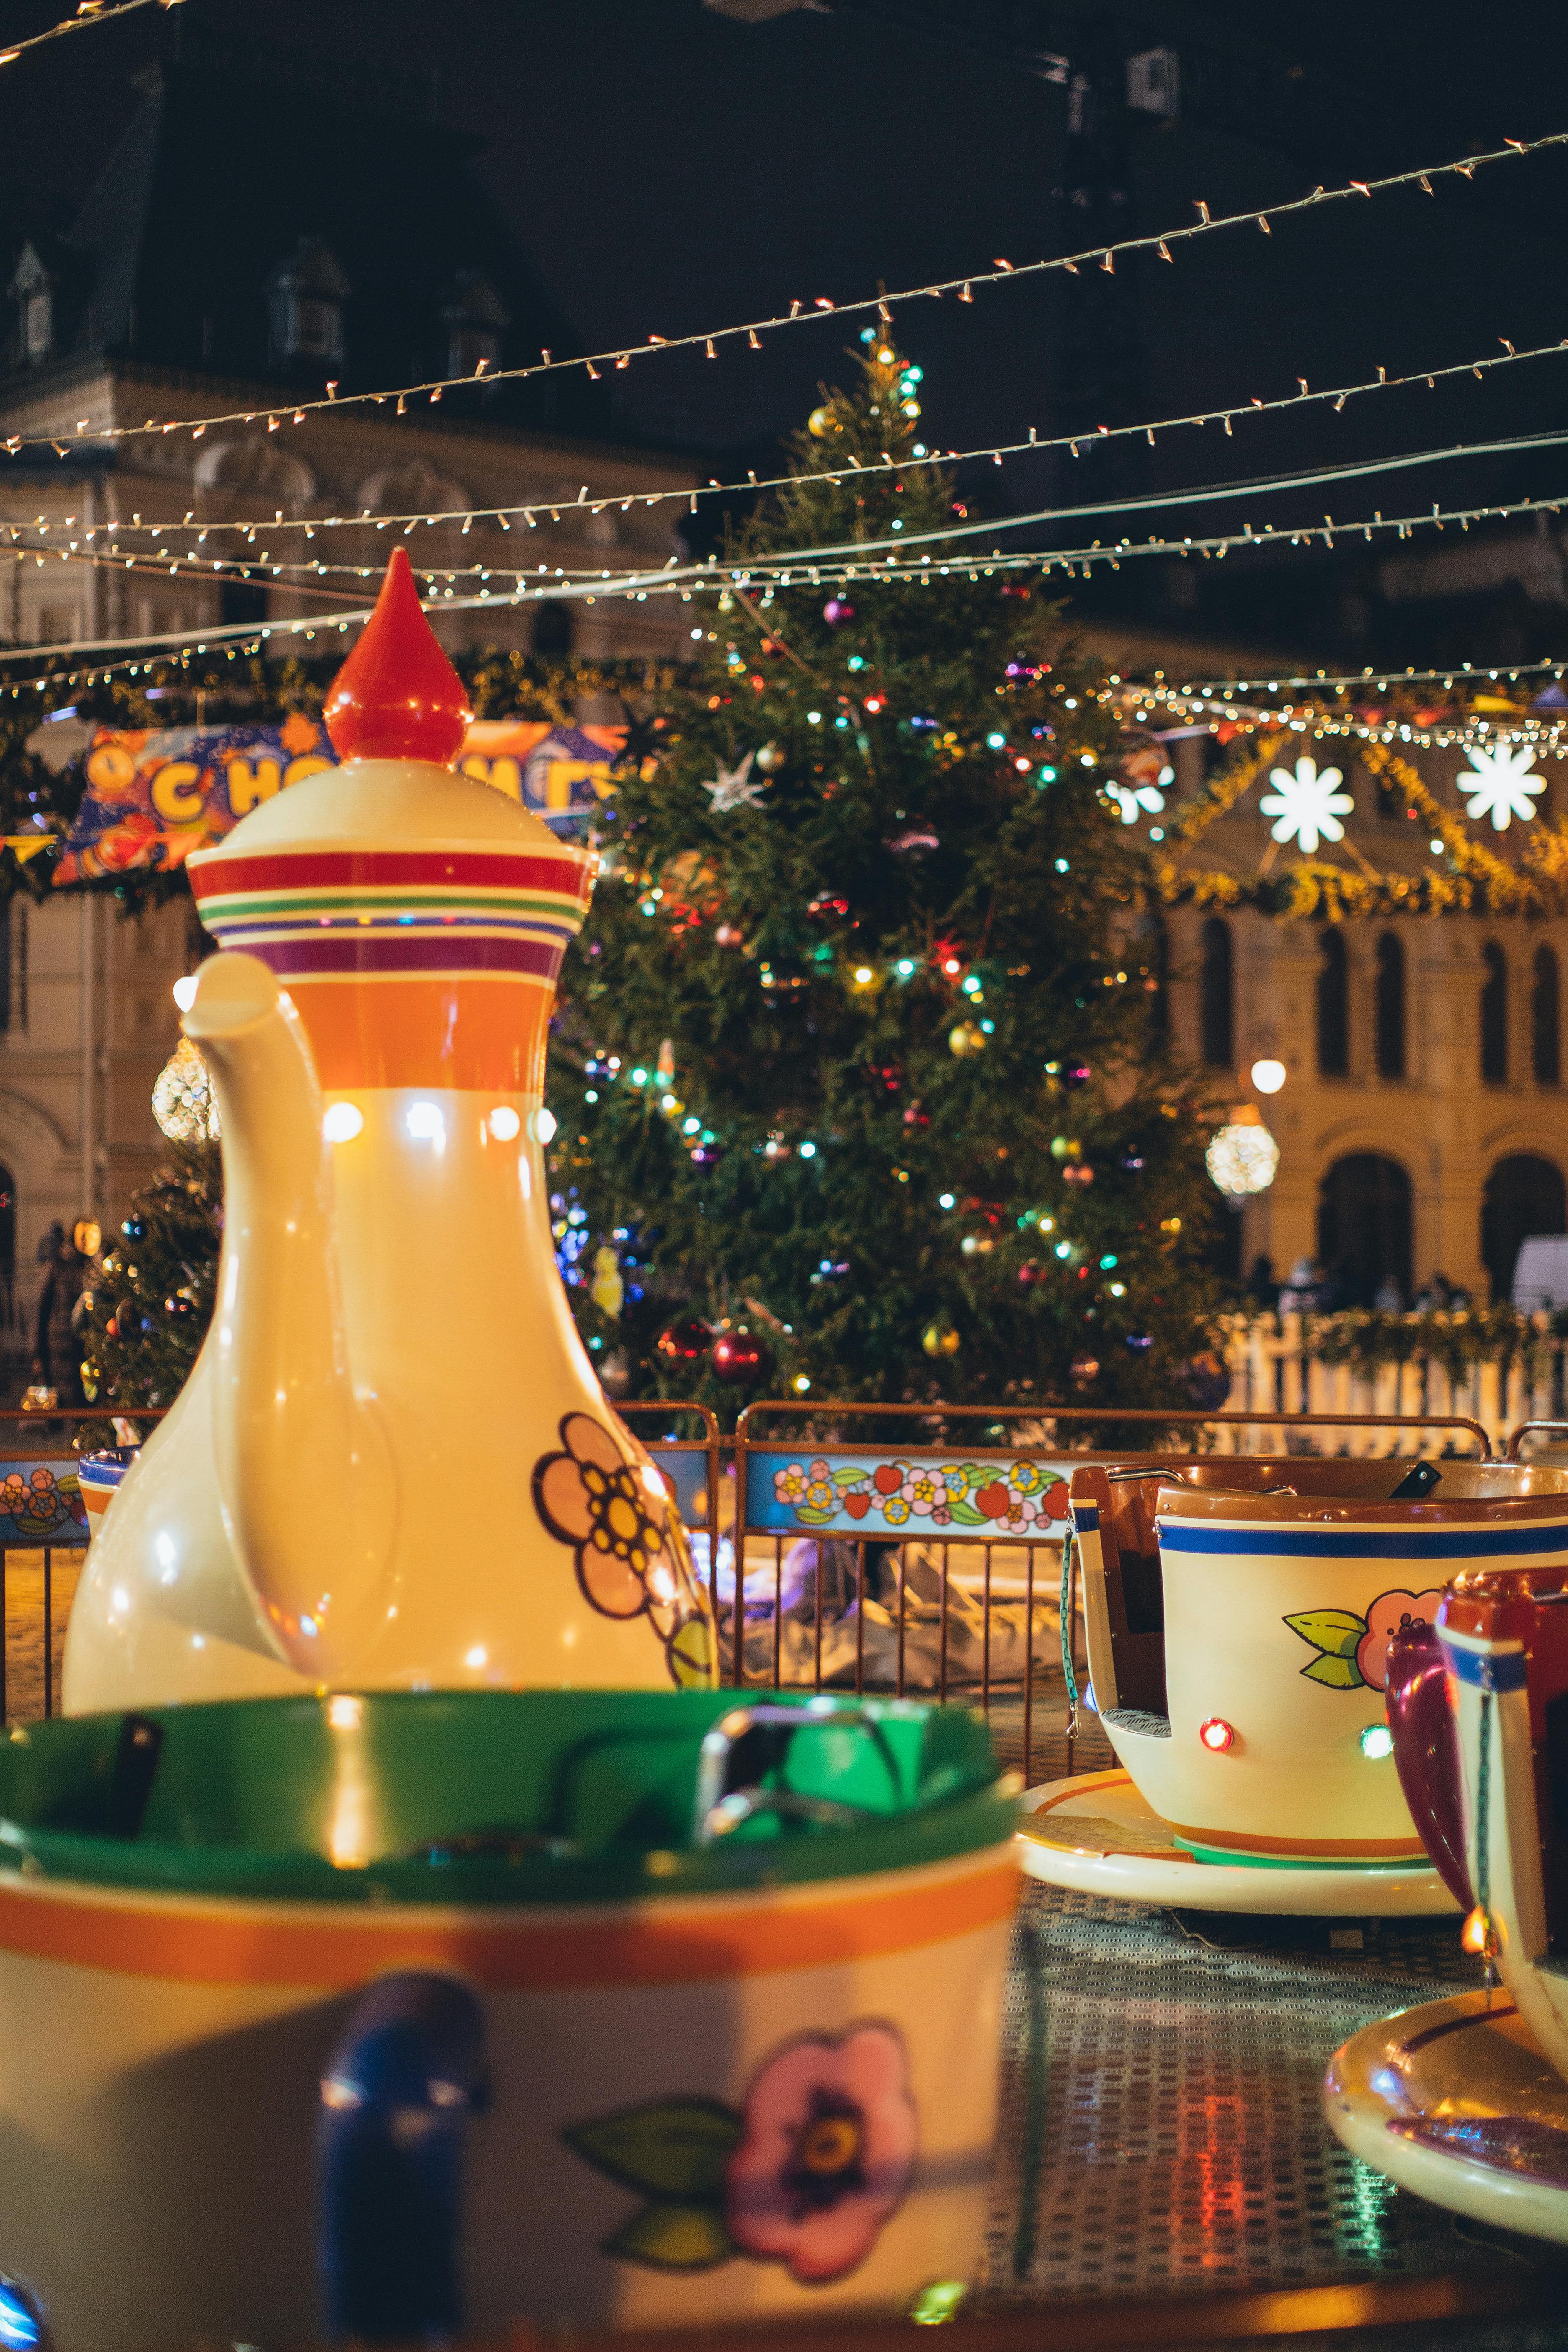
[0,0,180,72]
[3,325,1563,547]
[4,424,1567,619]
[3,126,1564,456]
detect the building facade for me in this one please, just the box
[0,48,699,1371]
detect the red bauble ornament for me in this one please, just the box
[712,1329,768,1384]
[655,1315,712,1366]
[322,547,474,766]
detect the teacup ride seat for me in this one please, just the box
[1018,1458,1568,1915]
[0,1688,1018,2350]
[1322,1574,1568,2242]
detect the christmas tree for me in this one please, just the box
[549,340,1225,1418]
[80,1050,222,1414]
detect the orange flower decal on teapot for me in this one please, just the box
[532,1412,712,1687]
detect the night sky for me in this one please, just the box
[3,0,1567,661]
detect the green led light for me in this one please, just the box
[910,2281,967,2327]
[1360,1723,1394,1760]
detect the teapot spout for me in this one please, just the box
[184,952,396,1676]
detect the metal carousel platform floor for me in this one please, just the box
[983,1879,1566,2322]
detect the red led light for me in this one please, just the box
[1199,1716,1235,1753]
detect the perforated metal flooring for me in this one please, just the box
[984,1882,1542,2308]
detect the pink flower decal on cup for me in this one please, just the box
[725,2024,918,2283]
[1356,1589,1445,1694]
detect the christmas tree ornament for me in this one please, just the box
[1070,1353,1101,1388]
[1063,1163,1096,1189]
[714,921,745,947]
[712,1328,768,1384]
[948,1021,986,1058]
[922,1315,961,1358]
[597,1346,633,1398]
[64,548,714,1715]
[1206,1104,1281,1198]
[807,405,841,438]
[1063,1063,1092,1090]
[1124,1333,1154,1353]
[1182,1351,1232,1411]
[690,1141,725,1169]
[655,1039,676,1088]
[821,597,854,626]
[1119,1149,1146,1172]
[152,1037,221,1143]
[886,823,939,855]
[588,1245,624,1320]
[655,1314,713,1366]
[121,1218,146,1244]
[700,750,767,814]
[754,743,785,772]
[1050,1136,1081,1161]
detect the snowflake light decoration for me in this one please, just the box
[1106,779,1166,825]
[1258,757,1354,854]
[1461,742,1544,831]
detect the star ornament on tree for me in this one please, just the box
[1258,756,1355,854]
[701,750,766,814]
[1461,742,1545,831]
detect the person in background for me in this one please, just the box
[1246,1253,1279,1315]
[1373,1274,1404,1312]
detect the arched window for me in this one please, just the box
[1483,1153,1566,1301]
[1374,931,1406,1079]
[533,601,573,657]
[1318,1153,1412,1308]
[1315,928,1348,1077]
[1533,946,1561,1085]
[1481,943,1509,1083]
[1199,916,1233,1069]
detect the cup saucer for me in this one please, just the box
[1324,1988,1568,2243]
[1016,1768,1458,1916]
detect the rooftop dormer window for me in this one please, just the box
[8,242,54,369]
[267,237,350,374]
[441,269,509,385]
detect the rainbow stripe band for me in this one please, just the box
[188,842,595,1091]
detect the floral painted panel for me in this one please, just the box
[1284,1587,1445,1692]
[0,1465,87,1545]
[745,1452,1071,1542]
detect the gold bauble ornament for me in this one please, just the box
[807,405,842,439]
[948,1021,986,1058]
[152,1036,220,1143]
[922,1316,961,1359]
[755,743,785,772]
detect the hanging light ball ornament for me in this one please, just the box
[654,1315,712,1367]
[808,405,842,439]
[922,1315,961,1359]
[712,1328,769,1385]
[152,1036,221,1144]
[1206,1104,1280,1199]
[598,1347,634,1399]
[755,743,785,773]
[948,1021,986,1058]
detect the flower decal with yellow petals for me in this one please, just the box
[533,1411,713,1687]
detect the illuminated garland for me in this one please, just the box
[7,128,1566,454]
[7,329,1564,547]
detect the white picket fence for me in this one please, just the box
[1205,1313,1559,1457]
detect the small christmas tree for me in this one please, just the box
[549,340,1224,1417]
[81,1044,222,1412]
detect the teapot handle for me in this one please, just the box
[317,1972,487,2343]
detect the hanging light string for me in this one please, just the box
[8,327,1565,545]
[11,419,1568,603]
[1148,654,1568,697]
[6,481,1568,727]
[6,126,1566,457]
[0,0,181,72]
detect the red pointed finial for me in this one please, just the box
[323,548,474,766]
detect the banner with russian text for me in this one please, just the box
[54,715,626,883]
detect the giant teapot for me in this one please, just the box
[62,553,714,1711]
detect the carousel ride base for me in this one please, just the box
[1016,1769,1459,1917]
[1324,1990,1568,2248]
